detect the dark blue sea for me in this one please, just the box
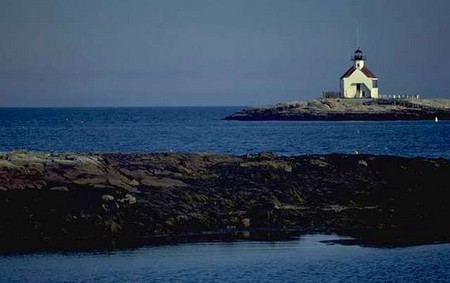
[1,107,450,282]
[0,107,449,158]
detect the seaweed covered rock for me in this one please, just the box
[0,151,449,251]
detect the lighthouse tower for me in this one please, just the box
[340,49,378,98]
[352,49,365,69]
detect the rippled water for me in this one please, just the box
[0,107,449,158]
[1,234,450,282]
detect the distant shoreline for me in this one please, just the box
[224,98,450,121]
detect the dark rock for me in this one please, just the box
[0,151,449,252]
[223,98,450,121]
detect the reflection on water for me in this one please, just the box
[1,234,450,282]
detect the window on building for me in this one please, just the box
[373,80,378,88]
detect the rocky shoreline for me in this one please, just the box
[1,151,450,252]
[223,98,450,121]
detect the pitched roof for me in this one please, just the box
[340,66,356,79]
[340,66,377,79]
[361,67,377,78]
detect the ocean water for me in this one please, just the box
[0,107,449,158]
[1,234,450,283]
[1,107,450,282]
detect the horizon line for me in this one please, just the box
[0,105,249,109]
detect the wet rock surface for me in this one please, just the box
[0,151,449,252]
[224,98,450,121]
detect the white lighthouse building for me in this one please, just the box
[340,49,378,98]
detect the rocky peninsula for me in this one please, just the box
[1,151,449,252]
[224,98,450,121]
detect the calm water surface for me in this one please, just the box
[1,234,449,283]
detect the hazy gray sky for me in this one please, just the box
[0,0,449,106]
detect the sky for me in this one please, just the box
[0,0,449,107]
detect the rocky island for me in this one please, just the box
[224,98,450,121]
[0,151,449,252]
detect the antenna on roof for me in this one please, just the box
[356,20,360,49]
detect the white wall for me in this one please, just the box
[355,60,365,69]
[341,69,378,98]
